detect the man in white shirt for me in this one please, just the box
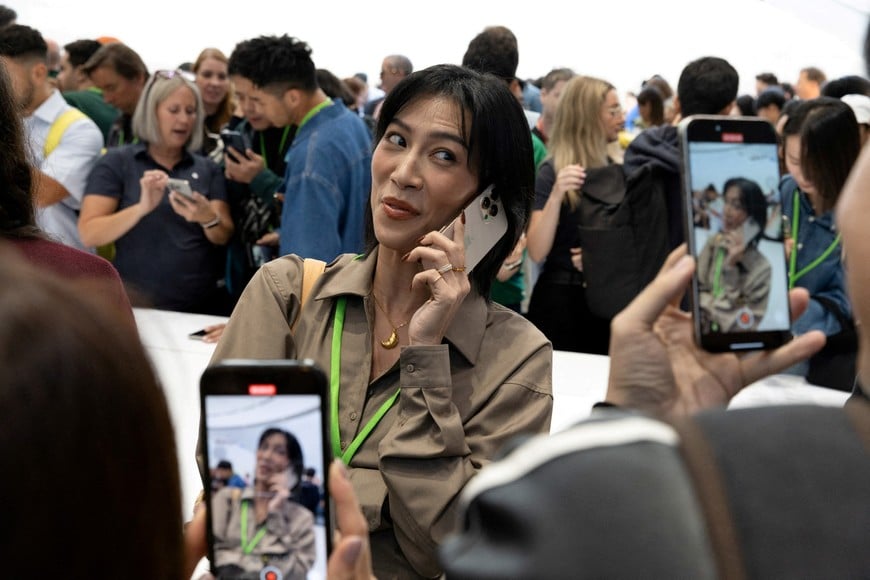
[0,24,102,251]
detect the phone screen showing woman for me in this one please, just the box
[680,116,791,352]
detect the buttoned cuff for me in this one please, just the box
[399,345,450,388]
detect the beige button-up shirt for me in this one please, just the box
[212,250,553,578]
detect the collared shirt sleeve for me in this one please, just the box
[376,334,553,577]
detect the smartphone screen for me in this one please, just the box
[221,130,251,163]
[440,184,509,273]
[200,360,331,580]
[680,116,791,352]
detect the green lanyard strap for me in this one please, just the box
[712,245,727,298]
[240,501,268,555]
[329,296,401,465]
[788,190,841,289]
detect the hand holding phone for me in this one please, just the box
[221,130,251,163]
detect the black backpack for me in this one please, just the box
[577,163,670,319]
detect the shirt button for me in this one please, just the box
[797,243,803,250]
[808,216,815,223]
[350,412,358,421]
[369,519,378,528]
[340,440,347,448]
[405,364,415,373]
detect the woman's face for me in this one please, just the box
[156,85,197,149]
[784,135,816,195]
[722,186,749,231]
[599,89,624,143]
[371,96,479,253]
[255,433,291,481]
[195,57,229,111]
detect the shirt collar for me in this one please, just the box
[132,142,196,168]
[29,90,65,124]
[315,248,488,364]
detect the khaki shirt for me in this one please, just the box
[211,486,315,579]
[212,250,553,578]
[697,237,772,332]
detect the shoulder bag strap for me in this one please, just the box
[669,417,748,580]
[290,258,327,334]
[44,108,88,157]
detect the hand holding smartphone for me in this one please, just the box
[439,184,508,273]
[221,130,252,163]
[200,360,332,579]
[680,116,791,351]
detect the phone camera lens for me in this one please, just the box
[489,205,499,217]
[489,188,499,201]
[481,197,491,210]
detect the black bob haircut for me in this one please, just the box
[365,64,534,299]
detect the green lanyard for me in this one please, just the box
[329,297,401,464]
[240,501,268,555]
[116,128,138,146]
[788,190,841,289]
[712,246,727,298]
[259,126,292,170]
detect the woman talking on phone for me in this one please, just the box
[78,70,234,314]
[211,63,552,579]
[697,177,772,333]
[210,428,315,579]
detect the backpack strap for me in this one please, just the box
[669,416,748,580]
[290,258,327,334]
[44,108,88,157]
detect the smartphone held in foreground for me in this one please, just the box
[200,360,332,580]
[166,178,196,202]
[679,116,792,352]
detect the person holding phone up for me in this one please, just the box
[79,70,234,315]
[696,177,772,333]
[210,64,552,579]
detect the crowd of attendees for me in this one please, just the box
[2,3,869,578]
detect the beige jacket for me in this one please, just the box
[211,250,553,579]
[211,486,315,579]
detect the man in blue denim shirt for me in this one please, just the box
[244,35,372,262]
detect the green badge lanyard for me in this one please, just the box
[329,297,401,464]
[788,189,841,289]
[259,126,292,171]
[240,501,268,555]
[712,246,727,299]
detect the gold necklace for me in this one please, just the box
[371,293,409,349]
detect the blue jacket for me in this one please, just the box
[279,100,372,261]
[779,175,850,336]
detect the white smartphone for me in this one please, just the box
[679,116,791,352]
[166,178,195,202]
[440,184,509,273]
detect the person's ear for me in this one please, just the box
[31,61,48,84]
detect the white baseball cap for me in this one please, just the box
[842,93,870,125]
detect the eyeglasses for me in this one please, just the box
[142,69,197,105]
[153,69,196,82]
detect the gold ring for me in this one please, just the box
[451,266,466,272]
[432,274,444,284]
[436,263,453,274]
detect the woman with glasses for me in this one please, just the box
[696,177,772,333]
[526,75,625,354]
[79,70,234,314]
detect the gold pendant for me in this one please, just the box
[380,329,399,349]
